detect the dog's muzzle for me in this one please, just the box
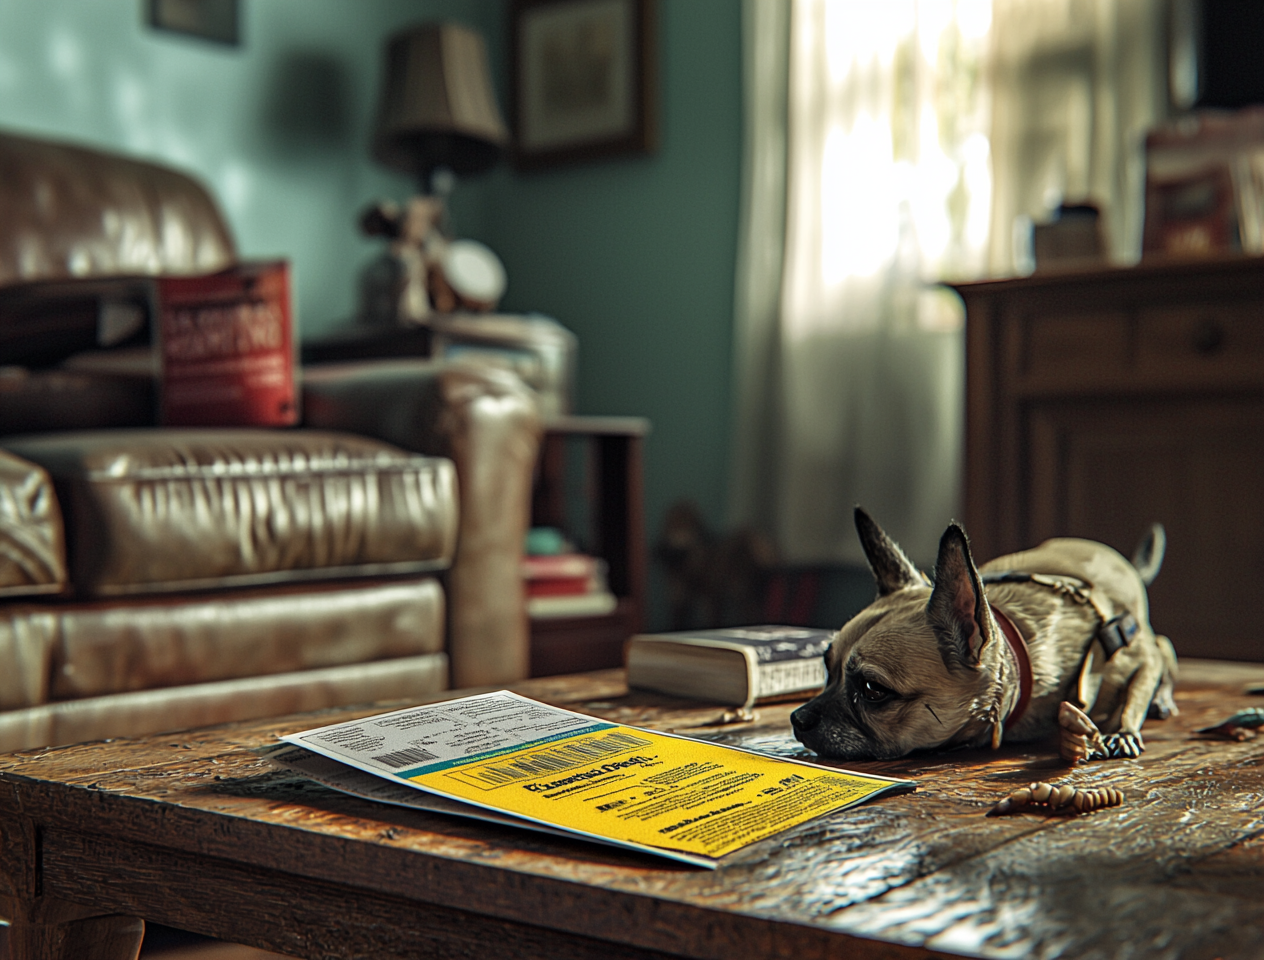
[790,700,821,735]
[790,698,839,756]
[790,691,890,759]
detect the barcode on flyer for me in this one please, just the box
[372,746,439,768]
[450,731,652,788]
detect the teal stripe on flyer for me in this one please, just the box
[394,721,617,778]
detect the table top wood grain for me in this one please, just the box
[2,662,1263,960]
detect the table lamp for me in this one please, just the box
[363,22,511,325]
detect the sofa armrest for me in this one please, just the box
[0,447,66,599]
[301,359,542,688]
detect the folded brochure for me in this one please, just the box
[263,742,589,841]
[278,690,913,867]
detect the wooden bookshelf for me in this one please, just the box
[528,415,649,677]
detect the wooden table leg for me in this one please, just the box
[7,913,144,960]
[0,802,145,960]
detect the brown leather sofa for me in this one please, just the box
[0,131,541,753]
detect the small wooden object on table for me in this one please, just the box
[529,415,649,677]
[3,661,1264,959]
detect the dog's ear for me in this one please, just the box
[855,507,929,595]
[926,523,996,668]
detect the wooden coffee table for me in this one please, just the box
[3,663,1264,960]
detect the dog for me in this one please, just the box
[790,508,1178,762]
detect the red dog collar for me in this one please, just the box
[991,604,1032,727]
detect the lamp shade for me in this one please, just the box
[372,22,510,183]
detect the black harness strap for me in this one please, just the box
[1097,611,1139,658]
[981,570,1136,661]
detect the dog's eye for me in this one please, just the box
[859,678,895,703]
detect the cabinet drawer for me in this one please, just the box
[1138,303,1264,377]
[1019,311,1130,381]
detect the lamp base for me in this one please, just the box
[356,195,505,327]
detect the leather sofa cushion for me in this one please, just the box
[0,576,442,709]
[3,429,457,595]
[0,653,448,753]
[0,131,235,286]
[0,447,66,598]
[76,577,437,706]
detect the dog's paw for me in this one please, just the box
[1058,701,1107,763]
[1147,684,1179,720]
[1101,731,1144,759]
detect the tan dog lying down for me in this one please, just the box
[791,509,1178,762]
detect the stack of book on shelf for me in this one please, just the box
[523,551,617,619]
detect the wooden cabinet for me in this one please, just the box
[954,256,1264,661]
[528,416,648,676]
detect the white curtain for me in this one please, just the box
[730,0,1164,567]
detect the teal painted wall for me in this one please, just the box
[0,0,498,339]
[484,0,744,626]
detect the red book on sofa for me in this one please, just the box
[156,260,298,426]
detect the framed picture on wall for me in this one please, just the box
[146,0,240,46]
[511,0,657,170]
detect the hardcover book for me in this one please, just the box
[523,552,617,618]
[156,260,297,426]
[625,625,834,708]
[526,591,618,618]
[521,552,601,581]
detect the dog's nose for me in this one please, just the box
[790,704,818,732]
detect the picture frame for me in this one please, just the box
[146,0,240,46]
[511,0,657,170]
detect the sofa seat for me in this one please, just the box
[0,654,448,755]
[0,430,459,752]
[5,429,457,594]
[0,577,446,711]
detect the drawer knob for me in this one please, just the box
[1192,319,1225,354]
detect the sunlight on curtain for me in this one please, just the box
[729,0,1163,568]
[797,0,993,316]
[773,0,991,565]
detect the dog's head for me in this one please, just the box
[790,509,1012,760]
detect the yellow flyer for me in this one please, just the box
[283,691,913,867]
